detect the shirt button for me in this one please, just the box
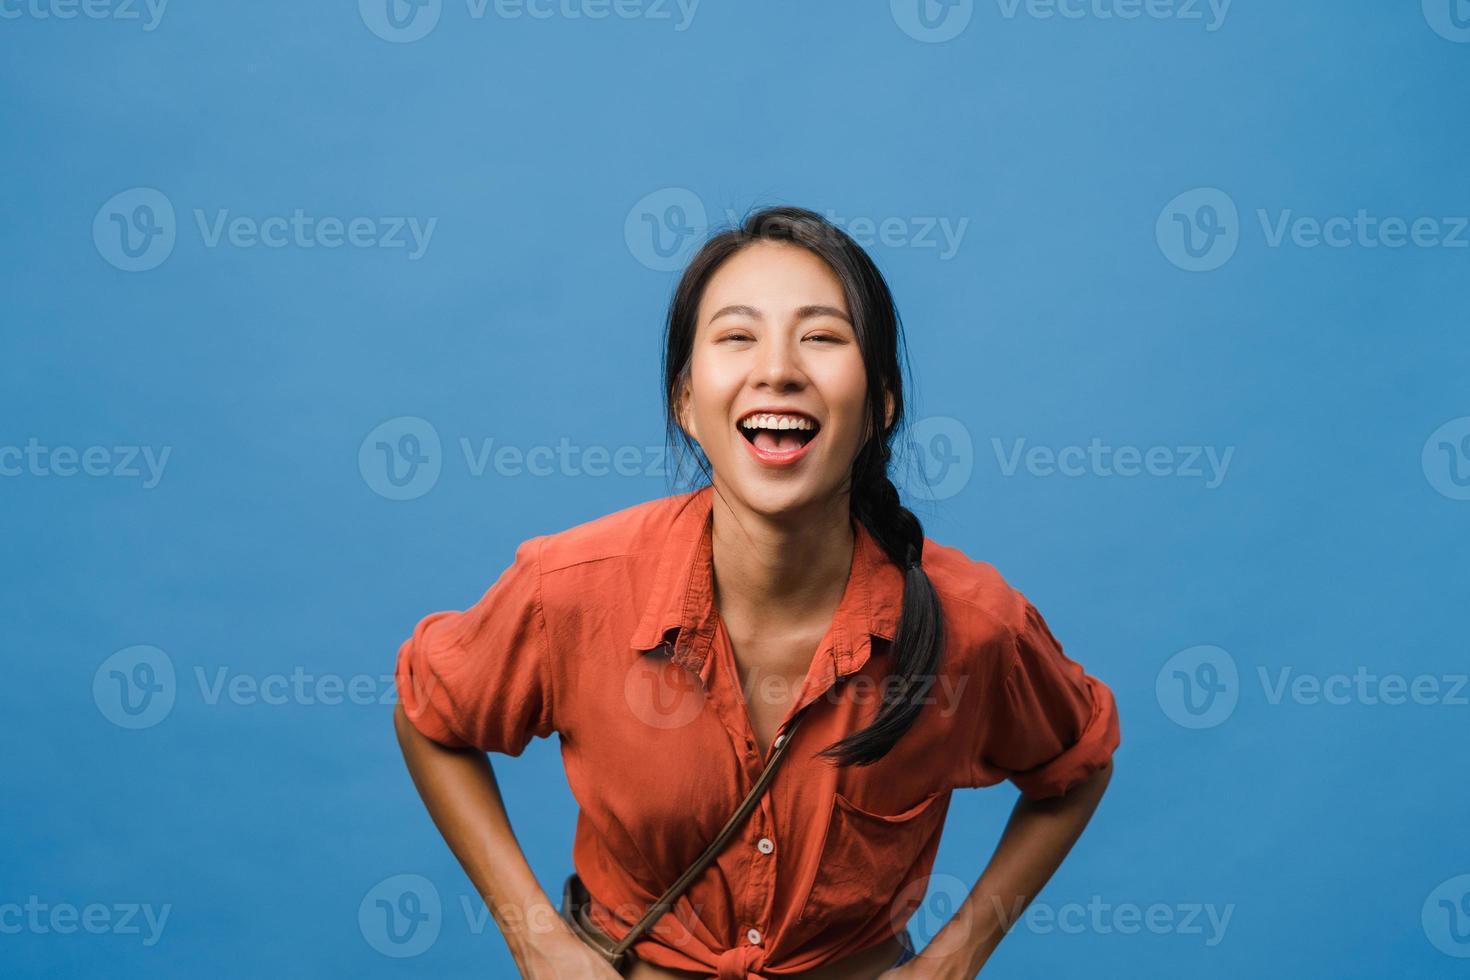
[746,928,762,945]
[773,733,787,750]
[757,837,774,854]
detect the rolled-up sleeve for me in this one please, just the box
[394,536,556,755]
[972,595,1120,800]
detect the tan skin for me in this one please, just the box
[394,240,1113,978]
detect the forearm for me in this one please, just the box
[917,761,1114,979]
[392,702,574,963]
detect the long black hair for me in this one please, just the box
[660,204,944,768]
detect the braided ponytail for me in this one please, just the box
[813,431,945,767]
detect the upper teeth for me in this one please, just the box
[740,413,815,432]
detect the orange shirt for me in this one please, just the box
[395,484,1121,978]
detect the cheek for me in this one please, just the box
[685,361,740,437]
[816,362,872,423]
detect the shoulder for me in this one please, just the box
[528,488,700,577]
[918,535,1032,670]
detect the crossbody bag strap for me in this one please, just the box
[607,703,812,958]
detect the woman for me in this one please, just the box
[393,206,1121,979]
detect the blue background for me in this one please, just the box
[4,1,1468,976]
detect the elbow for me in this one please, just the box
[1061,758,1114,803]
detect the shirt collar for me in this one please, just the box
[628,484,904,686]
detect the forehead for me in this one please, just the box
[698,241,848,318]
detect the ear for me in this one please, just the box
[862,388,896,444]
[676,379,698,441]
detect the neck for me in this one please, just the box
[707,481,855,634]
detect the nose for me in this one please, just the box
[751,334,806,391]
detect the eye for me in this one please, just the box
[805,333,843,344]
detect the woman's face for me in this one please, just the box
[677,240,892,519]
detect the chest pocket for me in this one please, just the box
[794,788,951,929]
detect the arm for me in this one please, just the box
[891,760,1114,979]
[393,702,620,979]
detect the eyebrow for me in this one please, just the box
[707,304,852,325]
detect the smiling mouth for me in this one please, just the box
[737,414,820,454]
